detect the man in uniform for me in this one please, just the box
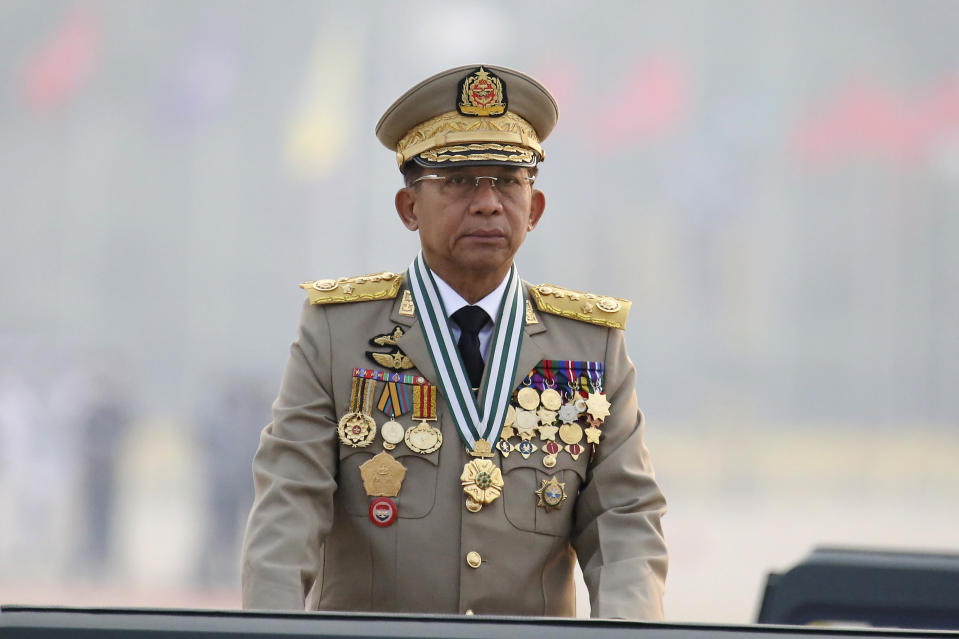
[241,64,668,619]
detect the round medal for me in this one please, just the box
[337,412,376,447]
[516,387,540,411]
[559,422,584,445]
[543,454,557,468]
[405,421,442,454]
[540,388,562,411]
[369,497,398,527]
[381,420,405,448]
[514,409,540,440]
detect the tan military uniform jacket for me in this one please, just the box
[241,275,667,619]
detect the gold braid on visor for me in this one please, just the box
[395,111,544,167]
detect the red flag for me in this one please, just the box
[22,7,101,112]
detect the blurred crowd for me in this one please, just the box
[0,347,271,589]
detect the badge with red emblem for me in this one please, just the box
[369,497,398,527]
[458,67,507,117]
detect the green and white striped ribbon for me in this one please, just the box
[406,252,525,450]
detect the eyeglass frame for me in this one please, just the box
[409,173,536,193]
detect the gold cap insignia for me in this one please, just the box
[458,67,507,117]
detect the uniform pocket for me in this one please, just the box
[338,438,439,518]
[500,449,587,537]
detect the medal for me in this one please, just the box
[537,423,559,441]
[557,402,581,424]
[369,497,398,527]
[559,422,583,445]
[540,388,562,411]
[584,425,602,445]
[338,376,378,447]
[406,384,442,454]
[516,439,537,459]
[514,409,539,440]
[516,386,540,411]
[405,421,442,454]
[381,420,405,449]
[496,438,514,457]
[542,440,561,468]
[585,392,611,421]
[566,442,584,461]
[536,406,557,426]
[468,438,494,458]
[461,458,504,513]
[359,451,407,497]
[535,476,567,511]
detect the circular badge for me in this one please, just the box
[540,388,562,411]
[381,420,405,446]
[543,454,557,468]
[313,279,338,291]
[559,423,583,445]
[405,421,442,454]
[516,387,540,411]
[369,497,397,527]
[596,297,622,313]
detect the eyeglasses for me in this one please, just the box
[410,173,535,200]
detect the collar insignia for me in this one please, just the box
[457,67,507,117]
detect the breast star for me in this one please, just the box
[537,424,559,441]
[514,409,539,441]
[584,426,602,444]
[536,407,557,426]
[585,392,611,421]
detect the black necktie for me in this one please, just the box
[451,305,490,390]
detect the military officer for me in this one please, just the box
[241,64,668,619]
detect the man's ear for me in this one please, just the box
[527,189,546,231]
[395,188,418,231]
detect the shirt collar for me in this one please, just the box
[430,269,510,325]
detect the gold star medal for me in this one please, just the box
[514,409,539,440]
[536,406,558,426]
[584,425,602,445]
[585,392,611,421]
[536,476,567,511]
[538,423,559,441]
[461,458,504,513]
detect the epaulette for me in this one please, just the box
[528,284,631,329]
[300,271,402,305]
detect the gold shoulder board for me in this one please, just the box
[300,271,402,305]
[529,284,631,329]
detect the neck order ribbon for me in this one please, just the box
[405,253,525,450]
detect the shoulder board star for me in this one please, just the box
[301,271,402,305]
[529,284,631,329]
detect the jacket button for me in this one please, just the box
[465,609,475,616]
[466,551,482,568]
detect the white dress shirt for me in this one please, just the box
[430,269,510,363]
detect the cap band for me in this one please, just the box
[395,111,543,168]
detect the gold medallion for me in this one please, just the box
[500,425,516,440]
[535,476,567,511]
[504,404,516,427]
[338,412,376,448]
[461,458,504,513]
[381,419,405,450]
[405,421,442,454]
[543,454,557,468]
[359,452,407,497]
[537,424,559,441]
[536,407,557,426]
[558,422,583,445]
[584,425,602,445]
[516,387,540,411]
[514,409,539,440]
[540,388,562,411]
[585,392,611,421]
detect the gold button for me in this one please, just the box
[465,609,475,616]
[466,551,482,568]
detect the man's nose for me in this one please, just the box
[468,178,503,214]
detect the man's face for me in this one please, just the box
[395,165,546,282]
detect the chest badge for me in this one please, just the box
[366,326,415,371]
[536,476,567,511]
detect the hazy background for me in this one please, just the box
[1,0,957,623]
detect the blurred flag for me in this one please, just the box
[21,6,101,112]
[284,32,362,179]
[792,73,959,167]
